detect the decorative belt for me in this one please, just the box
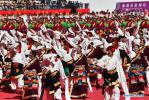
[50,71,59,77]
[12,74,23,79]
[108,68,117,74]
[109,80,119,87]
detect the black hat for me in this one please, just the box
[5,58,12,62]
[118,36,126,41]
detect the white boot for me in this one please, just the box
[54,88,62,100]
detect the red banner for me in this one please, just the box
[0,9,71,15]
[77,9,90,14]
[0,9,90,15]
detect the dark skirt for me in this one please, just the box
[23,75,39,100]
[129,66,145,94]
[11,63,23,78]
[45,71,61,95]
[89,74,98,86]
[88,66,98,82]
[2,66,11,86]
[2,77,11,86]
[71,85,88,99]
[103,69,119,87]
[102,69,119,94]
[24,88,38,100]
[129,82,145,94]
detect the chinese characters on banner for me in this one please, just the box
[121,3,146,8]
[116,1,149,11]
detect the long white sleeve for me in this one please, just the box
[0,31,5,41]
[10,30,18,42]
[40,24,47,32]
[76,21,81,31]
[21,15,28,28]
[67,38,78,48]
[4,31,16,45]
[53,46,63,58]
[58,60,67,80]
[17,31,24,36]
[117,26,124,36]
[102,38,112,49]
[97,56,106,68]
[114,49,130,96]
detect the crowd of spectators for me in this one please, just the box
[0,0,85,10]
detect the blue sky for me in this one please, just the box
[88,0,147,11]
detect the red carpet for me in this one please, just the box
[0,87,149,100]
[0,79,149,100]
